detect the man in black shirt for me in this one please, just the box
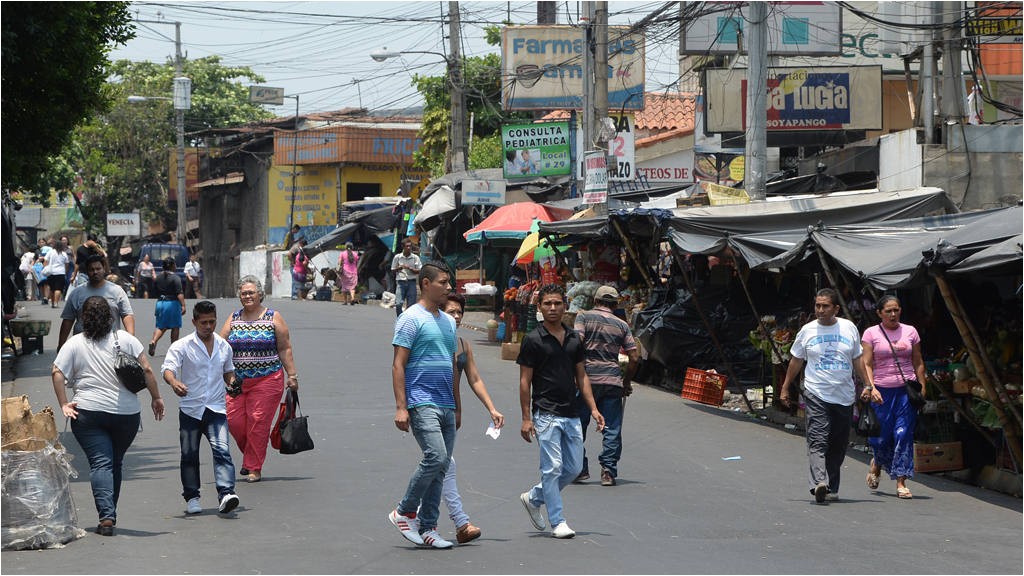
[517,283,604,539]
[72,234,105,288]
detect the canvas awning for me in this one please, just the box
[463,202,573,246]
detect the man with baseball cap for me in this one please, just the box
[573,285,639,486]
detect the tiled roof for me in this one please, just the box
[542,92,696,132]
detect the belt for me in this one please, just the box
[158,296,176,300]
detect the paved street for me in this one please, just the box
[2,297,1021,574]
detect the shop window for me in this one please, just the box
[346,183,381,202]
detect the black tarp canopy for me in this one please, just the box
[303,205,399,258]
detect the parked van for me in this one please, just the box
[138,243,189,285]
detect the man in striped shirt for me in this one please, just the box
[573,285,639,487]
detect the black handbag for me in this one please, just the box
[278,388,314,455]
[856,400,882,437]
[880,324,926,410]
[112,331,147,394]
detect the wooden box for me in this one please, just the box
[500,342,521,362]
[914,441,964,473]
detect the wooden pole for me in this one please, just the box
[612,219,654,288]
[933,273,1022,466]
[815,246,854,314]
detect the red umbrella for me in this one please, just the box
[463,202,573,245]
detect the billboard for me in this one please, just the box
[106,212,141,237]
[582,151,608,204]
[577,114,635,182]
[705,67,882,132]
[501,122,572,179]
[682,2,842,56]
[502,25,645,111]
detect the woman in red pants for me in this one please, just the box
[219,276,300,483]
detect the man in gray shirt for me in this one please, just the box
[58,254,134,352]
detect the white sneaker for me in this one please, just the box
[218,493,239,513]
[826,493,839,502]
[520,491,546,530]
[389,509,424,545]
[551,521,576,539]
[418,529,454,549]
[185,497,202,514]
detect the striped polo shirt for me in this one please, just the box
[574,307,637,388]
[392,303,456,409]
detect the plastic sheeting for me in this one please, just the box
[632,285,764,394]
[1,444,85,550]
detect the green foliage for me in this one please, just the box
[1,2,135,194]
[412,45,531,175]
[43,56,272,233]
[468,134,503,171]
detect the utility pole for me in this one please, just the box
[580,1,595,192]
[173,21,188,247]
[537,1,556,24]
[940,2,966,123]
[594,3,609,134]
[448,2,468,172]
[744,2,768,201]
[921,9,936,144]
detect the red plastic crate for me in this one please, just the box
[680,367,726,406]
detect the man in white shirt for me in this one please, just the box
[781,288,868,504]
[390,239,422,317]
[183,253,203,299]
[162,300,239,515]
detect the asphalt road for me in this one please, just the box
[2,297,1021,574]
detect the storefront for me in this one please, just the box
[270,121,430,245]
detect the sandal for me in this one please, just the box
[897,487,913,499]
[866,471,880,490]
[247,471,261,483]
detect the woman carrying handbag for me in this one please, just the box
[860,295,928,499]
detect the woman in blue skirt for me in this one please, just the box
[860,295,927,499]
[148,258,186,356]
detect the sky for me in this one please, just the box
[109,1,684,118]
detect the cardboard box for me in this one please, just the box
[331,291,346,302]
[914,441,964,473]
[501,342,521,361]
[1,395,59,452]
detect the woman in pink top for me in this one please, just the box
[337,242,359,305]
[860,295,927,499]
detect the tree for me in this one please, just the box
[412,26,531,176]
[52,57,274,236]
[1,2,134,196]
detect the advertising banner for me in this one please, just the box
[106,212,141,237]
[502,122,572,179]
[462,180,507,206]
[705,66,882,132]
[577,114,635,182]
[502,25,645,111]
[582,151,608,204]
[682,1,842,56]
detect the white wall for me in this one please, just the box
[878,129,922,191]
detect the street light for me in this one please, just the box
[370,46,467,172]
[128,77,191,246]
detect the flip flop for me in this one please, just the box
[897,487,913,499]
[866,471,880,490]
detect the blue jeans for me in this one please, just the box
[179,409,236,501]
[440,456,470,528]
[397,405,456,531]
[578,384,624,478]
[395,279,417,316]
[869,386,917,479]
[525,411,583,527]
[291,271,306,300]
[70,409,141,522]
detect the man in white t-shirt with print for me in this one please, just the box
[780,288,868,504]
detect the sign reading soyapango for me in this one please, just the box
[502,26,645,111]
[705,66,882,132]
[502,122,572,179]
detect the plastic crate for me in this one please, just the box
[704,182,750,206]
[680,367,726,406]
